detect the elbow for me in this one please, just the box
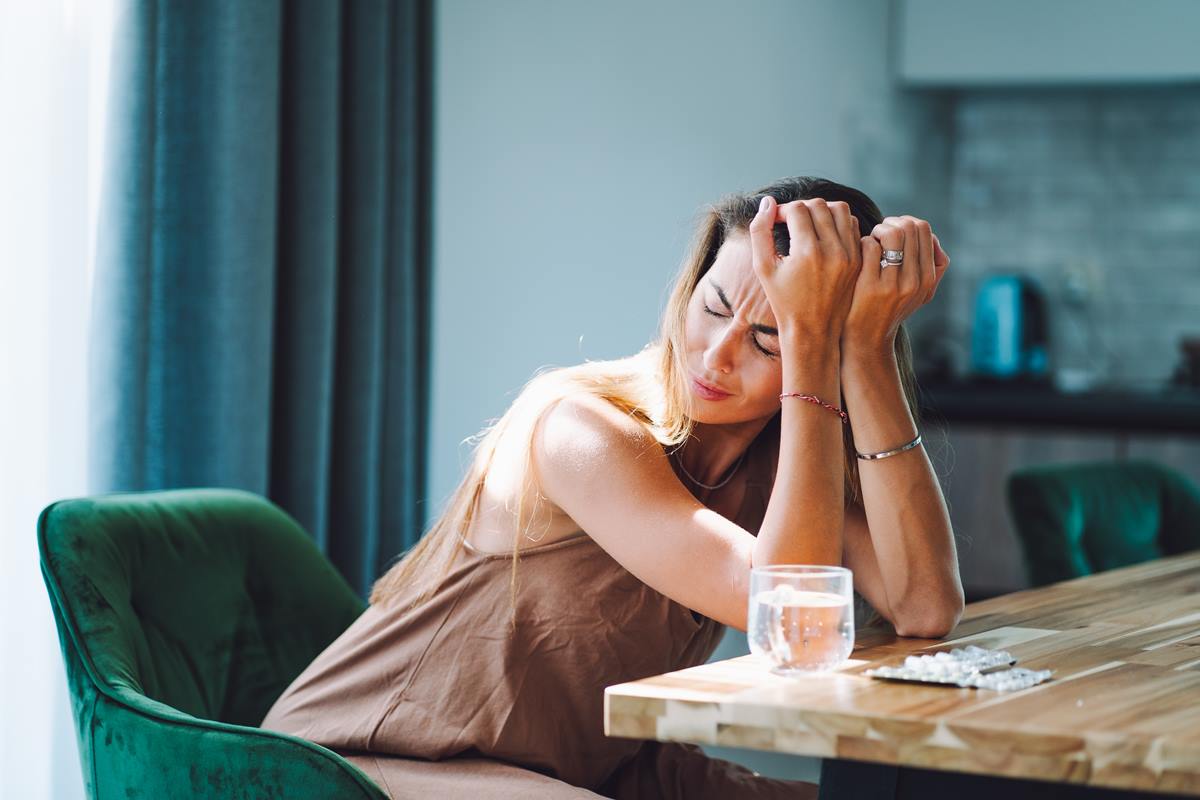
[894,616,957,640]
[892,593,964,640]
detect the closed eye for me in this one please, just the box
[703,306,779,358]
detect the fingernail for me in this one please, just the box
[759,196,771,213]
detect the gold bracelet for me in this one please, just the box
[856,433,922,461]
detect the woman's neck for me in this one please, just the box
[670,417,771,489]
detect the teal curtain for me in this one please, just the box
[88,0,432,599]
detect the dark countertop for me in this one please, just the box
[914,377,1200,434]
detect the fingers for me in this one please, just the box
[829,201,861,270]
[859,234,882,289]
[894,219,922,299]
[903,216,935,303]
[932,232,949,268]
[780,201,817,260]
[802,199,841,250]
[779,198,858,269]
[854,215,946,336]
[930,232,949,300]
[870,220,905,289]
[748,195,781,277]
[873,216,949,308]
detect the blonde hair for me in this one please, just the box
[368,176,923,629]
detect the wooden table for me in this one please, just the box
[604,551,1200,798]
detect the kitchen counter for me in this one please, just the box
[915,378,1200,434]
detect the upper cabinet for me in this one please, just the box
[897,0,1200,86]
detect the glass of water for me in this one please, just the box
[747,565,854,676]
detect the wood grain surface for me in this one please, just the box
[604,551,1200,796]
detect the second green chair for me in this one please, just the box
[1005,459,1200,587]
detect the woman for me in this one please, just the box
[260,176,964,799]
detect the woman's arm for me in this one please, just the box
[835,213,962,638]
[748,196,865,569]
[840,343,964,638]
[752,336,846,567]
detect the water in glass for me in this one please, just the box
[747,566,854,675]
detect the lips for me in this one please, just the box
[692,376,732,398]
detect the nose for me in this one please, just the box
[702,323,738,374]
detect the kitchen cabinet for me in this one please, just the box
[897,0,1200,86]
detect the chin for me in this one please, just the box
[687,402,756,426]
[700,403,783,429]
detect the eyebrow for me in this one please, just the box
[710,281,778,336]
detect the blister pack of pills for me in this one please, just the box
[863,644,1054,691]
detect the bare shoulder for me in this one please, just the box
[533,392,757,630]
[535,393,661,465]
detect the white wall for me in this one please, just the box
[430,0,947,516]
[429,0,943,781]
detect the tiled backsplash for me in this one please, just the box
[928,86,1200,388]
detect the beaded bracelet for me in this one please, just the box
[778,392,849,424]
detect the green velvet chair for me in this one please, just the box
[1005,459,1200,587]
[38,487,389,799]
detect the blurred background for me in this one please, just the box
[3,0,1199,795]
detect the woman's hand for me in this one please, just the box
[748,195,863,340]
[843,215,950,352]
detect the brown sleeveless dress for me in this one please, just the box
[260,450,862,798]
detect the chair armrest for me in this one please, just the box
[82,689,388,799]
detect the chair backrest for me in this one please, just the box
[1005,459,1200,586]
[39,487,385,798]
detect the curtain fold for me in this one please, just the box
[89,0,432,598]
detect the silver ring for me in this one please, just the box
[880,259,901,270]
[883,249,904,264]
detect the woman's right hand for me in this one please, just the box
[747,195,862,340]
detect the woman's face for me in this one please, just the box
[683,231,784,425]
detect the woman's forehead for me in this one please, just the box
[712,233,754,276]
[711,235,760,287]
[705,235,775,322]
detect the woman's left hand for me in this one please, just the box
[842,215,950,352]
